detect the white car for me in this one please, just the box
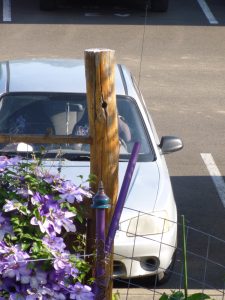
[0,59,182,283]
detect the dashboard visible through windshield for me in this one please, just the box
[0,93,155,162]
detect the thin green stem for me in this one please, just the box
[182,215,188,299]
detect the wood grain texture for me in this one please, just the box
[85,48,119,300]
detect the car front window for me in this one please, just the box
[0,93,155,162]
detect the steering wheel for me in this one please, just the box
[119,138,128,153]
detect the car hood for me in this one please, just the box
[43,159,160,213]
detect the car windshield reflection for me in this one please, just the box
[0,93,155,162]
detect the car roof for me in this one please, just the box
[0,59,130,96]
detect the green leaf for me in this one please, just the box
[169,291,185,300]
[76,212,83,223]
[188,293,211,300]
[21,242,31,251]
[159,293,169,300]
[22,233,41,241]
[33,208,41,221]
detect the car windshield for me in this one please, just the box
[0,93,155,162]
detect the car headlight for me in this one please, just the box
[126,211,172,237]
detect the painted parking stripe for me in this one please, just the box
[201,153,225,208]
[197,0,218,25]
[3,0,11,22]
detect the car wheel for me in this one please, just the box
[40,0,57,11]
[156,250,176,285]
[150,0,169,12]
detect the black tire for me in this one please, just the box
[150,0,169,12]
[40,0,57,11]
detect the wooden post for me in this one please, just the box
[85,48,119,299]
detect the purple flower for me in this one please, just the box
[8,156,21,166]
[3,200,29,215]
[41,287,66,300]
[9,293,25,300]
[34,167,61,185]
[0,275,20,293]
[3,260,31,283]
[0,213,13,241]
[0,155,21,172]
[0,155,94,299]
[0,240,10,255]
[52,210,76,234]
[31,192,59,216]
[53,252,78,278]
[48,269,67,285]
[2,245,31,283]
[3,199,18,212]
[69,282,94,300]
[42,235,66,253]
[0,156,9,171]
[29,269,47,289]
[16,187,33,198]
[31,210,76,235]
[55,181,91,204]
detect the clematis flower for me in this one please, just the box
[8,156,21,166]
[69,282,94,300]
[0,240,11,255]
[51,210,76,234]
[9,293,25,300]
[16,187,33,198]
[53,252,78,278]
[1,245,31,284]
[42,235,66,253]
[0,156,9,171]
[0,277,21,294]
[41,286,66,300]
[31,192,59,216]
[0,213,13,241]
[55,180,91,204]
[31,210,76,235]
[29,269,47,289]
[0,155,94,299]
[0,155,21,172]
[3,199,18,212]
[34,166,61,185]
[3,200,29,215]
[3,259,31,284]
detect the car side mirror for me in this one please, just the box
[159,136,183,154]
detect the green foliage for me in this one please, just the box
[112,291,120,300]
[159,291,212,300]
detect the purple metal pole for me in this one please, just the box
[105,142,140,254]
[92,182,110,300]
[96,209,105,278]
[95,208,105,299]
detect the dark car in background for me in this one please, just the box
[40,0,169,12]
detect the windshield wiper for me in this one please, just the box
[61,153,90,161]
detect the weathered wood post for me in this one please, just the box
[84,48,119,299]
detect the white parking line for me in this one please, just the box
[197,0,218,24]
[3,0,11,22]
[201,153,225,208]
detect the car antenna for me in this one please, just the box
[138,0,150,88]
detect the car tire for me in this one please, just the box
[156,250,177,285]
[40,0,57,11]
[150,0,169,12]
